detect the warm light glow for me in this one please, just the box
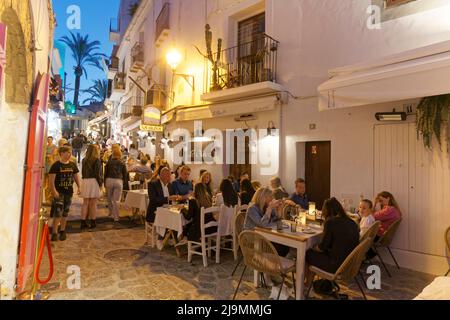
[166,48,182,70]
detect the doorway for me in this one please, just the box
[304,141,331,210]
[229,134,252,181]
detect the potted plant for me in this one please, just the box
[416,94,450,151]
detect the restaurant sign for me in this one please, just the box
[142,105,161,126]
[140,124,164,132]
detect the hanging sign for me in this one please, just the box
[140,124,164,132]
[142,105,161,125]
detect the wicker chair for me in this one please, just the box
[233,230,296,300]
[360,221,381,243]
[282,203,297,220]
[445,226,450,276]
[372,219,402,277]
[231,208,248,276]
[306,238,373,300]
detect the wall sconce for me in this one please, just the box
[166,48,195,92]
[267,121,277,136]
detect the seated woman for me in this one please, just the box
[182,183,217,243]
[215,178,239,208]
[239,178,256,206]
[200,171,214,198]
[270,176,289,200]
[373,191,402,237]
[244,187,289,257]
[305,198,359,283]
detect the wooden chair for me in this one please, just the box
[360,221,381,243]
[306,238,373,300]
[445,226,450,276]
[233,230,296,300]
[214,205,236,264]
[187,206,220,268]
[231,207,248,276]
[372,219,402,277]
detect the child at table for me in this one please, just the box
[359,199,375,237]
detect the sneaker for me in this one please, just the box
[51,233,58,242]
[89,220,96,229]
[59,231,67,241]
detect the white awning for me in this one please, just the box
[318,40,450,110]
[88,114,109,126]
[176,95,278,122]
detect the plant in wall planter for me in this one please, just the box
[416,94,450,151]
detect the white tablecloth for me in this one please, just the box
[154,206,189,237]
[124,190,149,212]
[414,277,450,300]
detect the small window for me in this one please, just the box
[238,12,265,46]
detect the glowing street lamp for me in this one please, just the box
[166,49,182,70]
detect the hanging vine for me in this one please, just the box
[416,94,450,151]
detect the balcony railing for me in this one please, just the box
[155,3,170,45]
[109,56,119,70]
[123,95,144,117]
[130,42,144,73]
[204,33,279,93]
[113,72,126,90]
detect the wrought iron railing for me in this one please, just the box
[204,33,279,93]
[131,42,144,65]
[123,95,144,117]
[155,3,170,41]
[113,72,126,90]
[109,56,119,70]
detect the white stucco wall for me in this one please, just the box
[0,0,53,300]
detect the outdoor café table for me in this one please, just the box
[154,205,189,257]
[254,221,323,300]
[124,189,149,213]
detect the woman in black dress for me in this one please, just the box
[239,178,256,205]
[305,198,359,284]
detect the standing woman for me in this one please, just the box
[105,148,128,223]
[80,144,103,229]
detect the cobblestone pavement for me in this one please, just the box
[37,197,436,300]
[38,227,435,300]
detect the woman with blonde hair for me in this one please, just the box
[104,148,128,223]
[200,171,213,197]
[80,144,103,229]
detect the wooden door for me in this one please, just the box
[229,135,251,181]
[305,141,331,210]
[16,73,49,293]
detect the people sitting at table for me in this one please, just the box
[172,165,193,201]
[305,197,359,284]
[244,187,289,257]
[233,172,249,193]
[285,178,309,210]
[104,148,128,223]
[251,180,261,191]
[200,170,213,198]
[146,166,178,223]
[270,176,289,200]
[215,178,239,208]
[239,178,256,206]
[359,199,375,237]
[128,156,152,182]
[182,183,217,243]
[373,191,402,237]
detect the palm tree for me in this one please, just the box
[60,32,106,108]
[83,79,109,105]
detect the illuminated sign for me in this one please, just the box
[142,106,161,125]
[140,124,164,132]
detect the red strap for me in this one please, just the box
[34,224,54,285]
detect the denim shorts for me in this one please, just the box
[50,194,73,218]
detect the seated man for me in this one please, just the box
[285,178,309,210]
[129,156,152,181]
[146,166,178,223]
[172,165,193,201]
